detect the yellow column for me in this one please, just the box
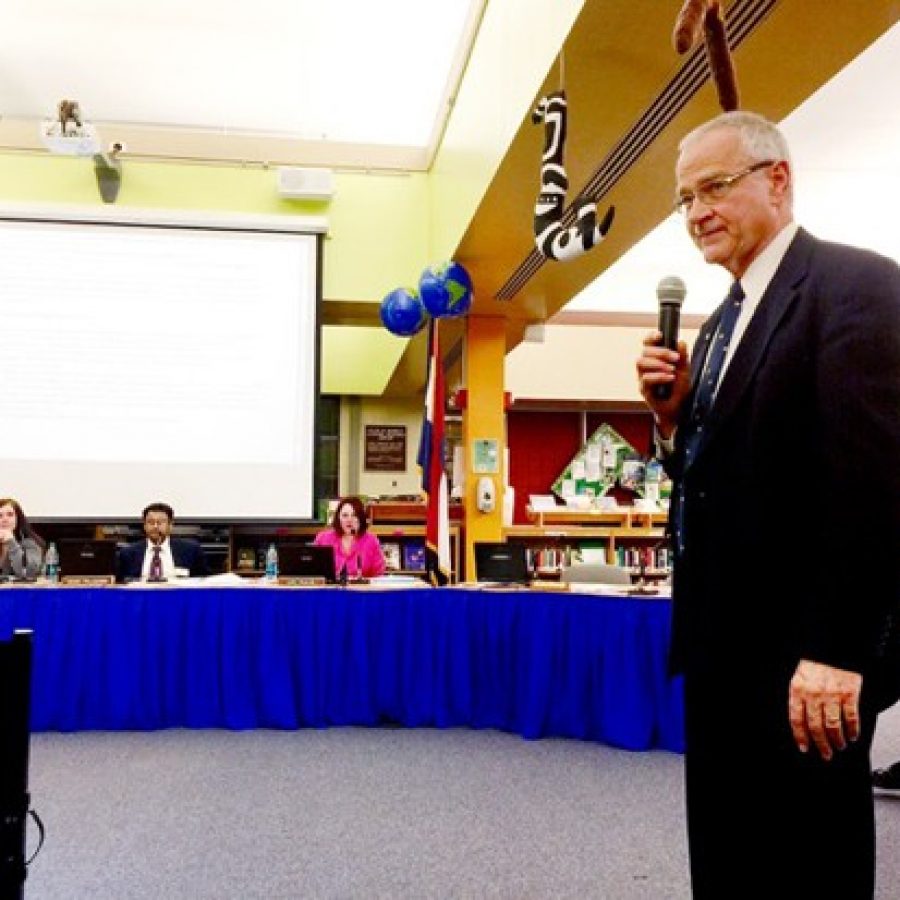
[462,315,506,580]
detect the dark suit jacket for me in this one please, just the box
[667,228,900,703]
[115,537,210,583]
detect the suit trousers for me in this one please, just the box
[683,663,878,899]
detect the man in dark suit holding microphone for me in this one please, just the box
[636,111,900,897]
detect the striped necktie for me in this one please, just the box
[149,545,163,581]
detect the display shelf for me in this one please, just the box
[366,500,464,524]
[525,505,667,529]
[505,515,669,577]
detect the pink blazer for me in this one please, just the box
[313,529,386,579]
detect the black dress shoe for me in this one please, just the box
[873,761,900,790]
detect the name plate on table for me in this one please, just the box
[276,576,329,587]
[60,575,116,586]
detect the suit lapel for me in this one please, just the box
[691,229,815,461]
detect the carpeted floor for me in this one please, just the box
[21,702,900,899]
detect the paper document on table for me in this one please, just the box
[197,572,246,587]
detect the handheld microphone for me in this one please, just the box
[653,276,687,400]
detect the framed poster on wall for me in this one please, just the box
[364,425,406,472]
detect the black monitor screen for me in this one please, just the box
[277,544,335,581]
[473,542,530,585]
[58,539,118,577]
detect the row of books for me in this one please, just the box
[381,540,426,572]
[614,546,672,570]
[527,546,582,571]
[525,544,672,573]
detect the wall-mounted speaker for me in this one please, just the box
[276,167,335,201]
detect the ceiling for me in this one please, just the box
[0,0,483,170]
[1,0,897,394]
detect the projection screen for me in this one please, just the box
[0,208,324,521]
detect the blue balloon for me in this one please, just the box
[380,287,427,337]
[418,261,473,319]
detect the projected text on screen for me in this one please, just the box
[0,217,320,520]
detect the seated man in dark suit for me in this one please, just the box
[115,501,209,583]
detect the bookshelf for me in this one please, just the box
[505,506,671,580]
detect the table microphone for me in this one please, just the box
[652,275,687,401]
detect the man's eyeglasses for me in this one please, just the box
[674,160,775,215]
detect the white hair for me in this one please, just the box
[680,111,792,167]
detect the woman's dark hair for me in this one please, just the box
[0,497,45,548]
[329,497,369,535]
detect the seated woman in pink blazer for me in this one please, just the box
[313,496,386,580]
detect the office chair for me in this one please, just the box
[559,563,632,585]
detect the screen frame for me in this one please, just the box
[0,202,328,525]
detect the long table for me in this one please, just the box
[0,585,684,752]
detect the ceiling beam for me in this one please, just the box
[386,0,898,380]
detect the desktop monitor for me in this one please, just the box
[473,542,530,585]
[276,544,336,582]
[57,539,118,578]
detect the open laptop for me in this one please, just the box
[473,542,530,587]
[276,543,336,582]
[57,539,118,579]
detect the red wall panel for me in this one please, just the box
[507,411,581,524]
[507,410,654,523]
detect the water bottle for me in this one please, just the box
[264,543,279,582]
[45,541,60,584]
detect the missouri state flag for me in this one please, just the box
[417,318,451,585]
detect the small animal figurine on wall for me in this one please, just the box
[57,99,83,135]
[531,90,615,262]
[673,0,740,110]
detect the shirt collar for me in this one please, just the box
[740,222,799,304]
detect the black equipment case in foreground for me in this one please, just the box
[0,630,37,899]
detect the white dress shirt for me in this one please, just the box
[715,221,799,389]
[141,538,176,580]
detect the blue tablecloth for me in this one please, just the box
[0,586,684,752]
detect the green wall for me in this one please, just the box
[0,153,429,394]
